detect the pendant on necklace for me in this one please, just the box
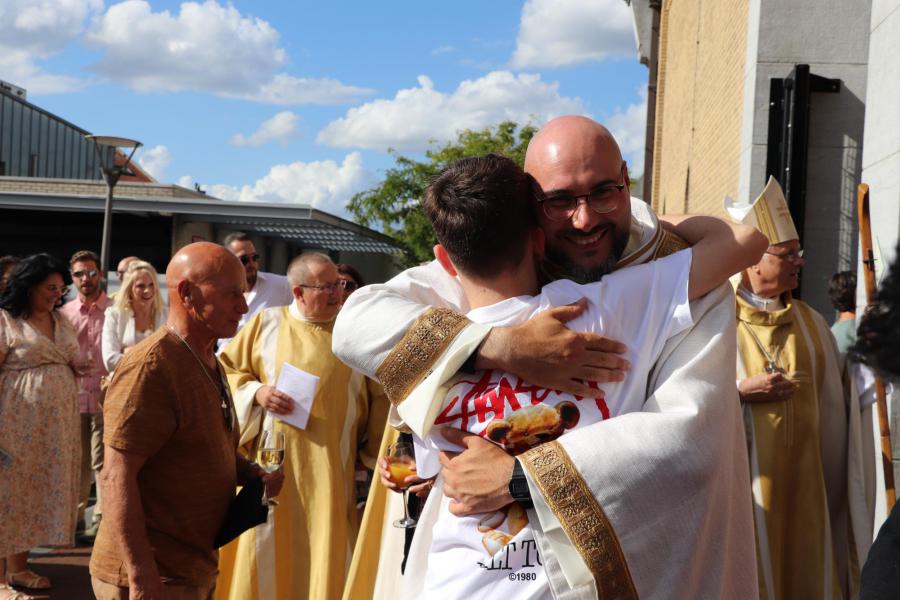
[765,361,784,374]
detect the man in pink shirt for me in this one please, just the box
[60,249,111,540]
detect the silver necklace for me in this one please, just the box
[740,321,784,374]
[166,325,235,431]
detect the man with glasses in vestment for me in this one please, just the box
[215,252,389,600]
[726,177,873,599]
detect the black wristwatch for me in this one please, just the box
[508,460,533,509]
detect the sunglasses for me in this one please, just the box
[72,269,99,279]
[238,253,261,266]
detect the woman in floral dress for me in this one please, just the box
[0,254,81,600]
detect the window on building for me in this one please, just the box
[0,161,5,176]
[28,154,38,177]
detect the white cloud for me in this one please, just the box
[231,111,301,147]
[84,0,372,105]
[177,175,195,189]
[1,0,102,55]
[431,46,456,55]
[317,71,586,152]
[0,0,101,94]
[0,51,87,95]
[510,0,635,69]
[206,152,374,218]
[232,74,373,106]
[605,89,647,176]
[137,145,172,181]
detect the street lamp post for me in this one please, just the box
[85,135,142,286]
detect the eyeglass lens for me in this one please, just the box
[239,253,261,265]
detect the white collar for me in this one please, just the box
[737,285,784,312]
[288,301,335,324]
[466,295,535,326]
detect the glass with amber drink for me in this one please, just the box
[386,442,418,528]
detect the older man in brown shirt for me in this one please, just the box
[90,243,283,600]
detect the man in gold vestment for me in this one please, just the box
[727,178,872,600]
[215,252,388,600]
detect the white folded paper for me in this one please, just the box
[273,362,319,430]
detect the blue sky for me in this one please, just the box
[1,0,649,219]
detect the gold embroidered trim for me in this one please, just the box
[375,307,470,406]
[650,229,689,261]
[521,442,638,600]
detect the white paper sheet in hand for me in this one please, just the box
[273,362,319,430]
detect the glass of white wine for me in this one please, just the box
[257,429,285,507]
[386,442,418,528]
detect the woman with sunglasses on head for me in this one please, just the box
[102,260,167,374]
[0,254,81,600]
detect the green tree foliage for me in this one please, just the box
[348,121,537,266]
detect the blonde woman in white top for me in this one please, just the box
[102,261,167,372]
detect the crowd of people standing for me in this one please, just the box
[0,114,899,600]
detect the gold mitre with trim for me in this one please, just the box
[723,176,799,244]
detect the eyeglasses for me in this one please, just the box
[300,283,339,294]
[536,162,627,222]
[72,269,98,279]
[338,279,358,292]
[765,248,804,262]
[238,253,261,266]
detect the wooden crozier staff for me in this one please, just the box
[858,182,896,510]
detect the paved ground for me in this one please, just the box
[23,541,94,599]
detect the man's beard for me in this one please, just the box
[540,227,628,285]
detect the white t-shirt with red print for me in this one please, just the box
[416,249,694,600]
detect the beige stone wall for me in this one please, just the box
[652,0,749,217]
[0,176,207,199]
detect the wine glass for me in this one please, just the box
[257,430,285,506]
[386,442,418,528]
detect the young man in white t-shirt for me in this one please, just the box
[384,154,765,599]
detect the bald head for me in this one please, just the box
[524,116,622,178]
[166,242,248,341]
[166,243,241,292]
[117,255,140,281]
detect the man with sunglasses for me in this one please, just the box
[337,116,759,598]
[219,232,292,353]
[60,249,111,541]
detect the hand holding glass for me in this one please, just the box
[257,430,285,506]
[386,442,418,528]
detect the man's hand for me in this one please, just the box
[262,467,285,498]
[128,563,165,600]
[738,373,796,403]
[476,298,629,397]
[377,458,434,499]
[439,429,516,516]
[254,385,294,414]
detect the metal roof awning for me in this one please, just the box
[218,219,401,254]
[0,182,405,256]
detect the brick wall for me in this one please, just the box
[0,176,206,199]
[652,0,749,217]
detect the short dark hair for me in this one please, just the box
[0,253,72,317]
[70,250,100,268]
[223,232,252,247]
[336,263,364,288]
[829,271,856,313]
[853,244,900,378]
[423,154,537,278]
